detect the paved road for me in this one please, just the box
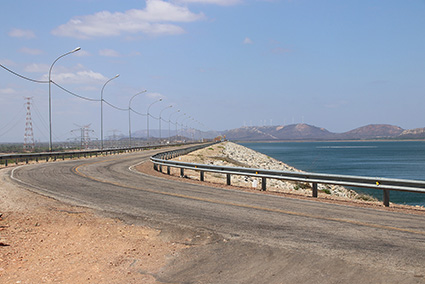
[9,148,425,283]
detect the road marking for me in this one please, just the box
[72,158,425,236]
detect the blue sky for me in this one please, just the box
[1,0,425,143]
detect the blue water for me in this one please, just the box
[240,141,425,206]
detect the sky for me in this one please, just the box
[1,0,425,143]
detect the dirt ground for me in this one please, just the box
[0,167,186,284]
[1,152,424,284]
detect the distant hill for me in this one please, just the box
[270,124,335,140]
[224,123,425,141]
[338,124,404,140]
[398,127,425,139]
[223,126,279,141]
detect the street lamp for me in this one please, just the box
[168,109,180,139]
[48,47,81,151]
[100,74,120,150]
[128,90,147,147]
[159,105,172,140]
[147,98,162,141]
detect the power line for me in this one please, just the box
[0,104,25,132]
[103,99,128,111]
[0,64,49,83]
[131,108,147,116]
[51,81,100,102]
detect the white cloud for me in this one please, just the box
[24,63,50,73]
[52,70,108,85]
[40,65,108,85]
[8,28,36,39]
[51,0,205,39]
[0,59,17,67]
[146,92,164,100]
[0,88,16,94]
[19,47,43,55]
[176,0,242,5]
[74,50,91,57]
[243,37,253,44]
[99,49,122,57]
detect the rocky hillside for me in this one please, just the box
[338,124,404,140]
[398,127,425,139]
[224,123,425,141]
[225,124,335,141]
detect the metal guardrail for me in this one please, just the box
[0,142,201,167]
[151,144,425,207]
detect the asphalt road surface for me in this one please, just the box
[9,147,425,283]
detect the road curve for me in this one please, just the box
[9,148,425,283]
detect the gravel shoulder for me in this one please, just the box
[0,166,184,284]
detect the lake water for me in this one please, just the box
[240,141,425,206]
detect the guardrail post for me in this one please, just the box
[180,168,184,177]
[159,165,162,172]
[26,158,29,164]
[227,173,231,185]
[261,177,266,191]
[312,183,318,198]
[383,190,390,207]
[46,156,49,162]
[153,163,158,171]
[5,159,8,167]
[200,171,204,181]
[15,159,18,165]
[167,166,170,175]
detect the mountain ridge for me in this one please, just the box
[224,124,425,141]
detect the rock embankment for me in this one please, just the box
[173,141,360,200]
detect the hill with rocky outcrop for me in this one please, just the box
[224,123,425,141]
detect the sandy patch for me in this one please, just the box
[0,167,185,284]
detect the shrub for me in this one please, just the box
[356,194,377,202]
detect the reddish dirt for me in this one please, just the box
[0,168,185,284]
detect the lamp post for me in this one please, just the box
[147,98,162,141]
[128,90,147,147]
[48,47,81,151]
[159,105,172,140]
[168,109,180,139]
[100,74,120,150]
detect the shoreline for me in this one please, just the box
[171,142,364,200]
[233,139,425,143]
[169,141,425,210]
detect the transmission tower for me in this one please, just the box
[23,97,35,152]
[71,124,94,150]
